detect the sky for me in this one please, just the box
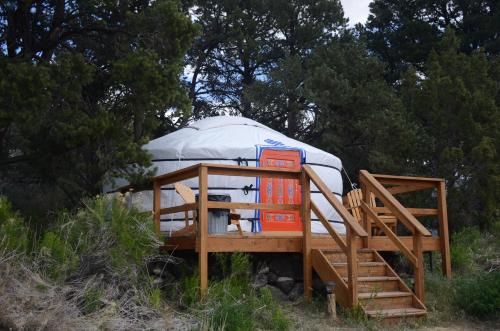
[340,0,371,26]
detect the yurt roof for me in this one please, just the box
[144,116,342,170]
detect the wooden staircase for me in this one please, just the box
[312,248,427,321]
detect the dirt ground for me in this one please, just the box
[280,299,499,331]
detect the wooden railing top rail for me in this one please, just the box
[371,173,444,184]
[360,170,432,236]
[303,165,367,237]
[153,163,301,186]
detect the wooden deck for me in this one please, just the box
[123,162,451,321]
[161,232,442,253]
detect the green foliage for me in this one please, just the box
[177,252,289,331]
[148,288,163,310]
[426,224,500,321]
[450,227,482,272]
[303,35,421,175]
[186,0,346,137]
[39,231,78,281]
[343,304,368,324]
[365,0,499,82]
[83,285,105,314]
[180,273,201,307]
[34,195,158,284]
[0,196,29,253]
[401,29,500,229]
[455,272,500,318]
[0,0,196,204]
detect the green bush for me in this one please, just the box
[178,252,289,331]
[0,196,30,253]
[454,271,500,318]
[37,195,158,284]
[39,231,77,280]
[450,227,481,272]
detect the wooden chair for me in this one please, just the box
[346,188,397,236]
[173,183,243,236]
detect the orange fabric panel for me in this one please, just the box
[260,149,302,231]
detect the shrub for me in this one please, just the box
[454,271,500,318]
[0,196,30,253]
[37,195,158,284]
[177,252,289,331]
[450,227,481,272]
[39,231,77,280]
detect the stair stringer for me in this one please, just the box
[311,249,350,307]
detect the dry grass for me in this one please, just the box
[0,254,199,330]
[0,195,198,331]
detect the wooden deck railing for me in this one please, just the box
[359,170,451,302]
[152,163,369,301]
[148,163,449,302]
[153,163,303,295]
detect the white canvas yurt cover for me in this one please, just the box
[112,116,346,235]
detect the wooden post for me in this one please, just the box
[153,181,161,235]
[301,171,312,301]
[437,181,451,278]
[346,226,358,306]
[198,166,209,296]
[360,181,370,248]
[413,232,425,301]
[327,292,337,322]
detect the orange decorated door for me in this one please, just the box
[260,149,302,231]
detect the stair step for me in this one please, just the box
[332,261,387,277]
[324,250,375,262]
[321,248,373,253]
[364,307,427,318]
[332,262,384,267]
[358,291,411,299]
[359,291,414,310]
[345,276,399,282]
[343,276,401,292]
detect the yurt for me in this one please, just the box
[111,116,346,235]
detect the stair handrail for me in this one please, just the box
[303,165,368,238]
[360,201,417,265]
[359,170,431,236]
[303,165,367,306]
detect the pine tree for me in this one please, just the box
[0,0,196,202]
[401,29,500,229]
[365,0,500,82]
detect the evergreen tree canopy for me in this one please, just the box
[401,30,500,229]
[185,0,346,136]
[365,0,500,82]
[0,0,195,200]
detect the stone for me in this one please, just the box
[276,277,295,295]
[152,268,163,276]
[258,266,269,275]
[267,271,278,285]
[287,282,304,301]
[264,285,288,301]
[153,277,163,286]
[252,273,268,289]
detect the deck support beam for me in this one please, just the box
[346,227,358,306]
[153,182,161,235]
[198,166,208,296]
[413,233,424,302]
[301,172,312,301]
[437,181,451,278]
